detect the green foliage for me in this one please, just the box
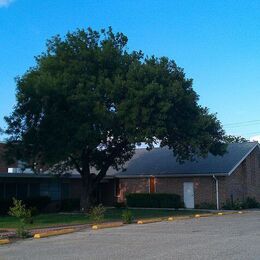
[243,197,259,208]
[16,226,30,238]
[222,199,243,210]
[122,210,133,224]
[195,202,216,210]
[4,27,226,209]
[222,197,259,210]
[30,206,38,217]
[114,202,126,208]
[224,135,249,143]
[126,193,183,209]
[89,204,106,224]
[8,198,32,238]
[9,198,31,220]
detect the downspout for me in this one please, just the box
[213,175,219,210]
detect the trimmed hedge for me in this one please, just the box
[126,193,183,209]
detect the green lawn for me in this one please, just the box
[0,208,204,230]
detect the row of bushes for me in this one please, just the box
[222,197,260,210]
[125,194,260,210]
[195,197,260,210]
[126,193,184,209]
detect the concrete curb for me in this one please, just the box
[137,218,163,224]
[34,228,75,239]
[0,239,11,245]
[92,222,124,230]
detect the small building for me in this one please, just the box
[0,143,115,207]
[113,142,260,209]
[1,142,259,209]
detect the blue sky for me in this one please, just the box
[0,0,260,141]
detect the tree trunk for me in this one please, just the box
[79,163,109,212]
[80,177,93,212]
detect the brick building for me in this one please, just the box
[0,143,115,206]
[114,142,260,209]
[1,142,259,209]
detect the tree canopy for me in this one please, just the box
[223,135,249,143]
[4,27,226,209]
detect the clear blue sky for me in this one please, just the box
[1,0,260,141]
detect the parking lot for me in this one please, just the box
[1,211,259,260]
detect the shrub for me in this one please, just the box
[30,206,38,217]
[8,198,32,238]
[222,199,243,210]
[195,202,216,210]
[126,193,182,209]
[222,197,259,210]
[122,210,133,224]
[114,202,126,208]
[242,197,259,209]
[60,199,80,212]
[89,204,106,224]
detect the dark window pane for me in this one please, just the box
[61,183,70,199]
[40,183,49,197]
[6,183,16,199]
[29,183,40,198]
[49,182,60,200]
[0,183,4,199]
[17,183,28,200]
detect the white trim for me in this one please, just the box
[116,173,227,178]
[227,143,258,176]
[213,175,219,210]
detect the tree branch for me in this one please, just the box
[69,155,82,174]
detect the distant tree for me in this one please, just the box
[224,135,249,143]
[4,27,226,210]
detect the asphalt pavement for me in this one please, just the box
[0,211,259,260]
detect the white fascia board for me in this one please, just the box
[116,173,227,178]
[228,143,258,176]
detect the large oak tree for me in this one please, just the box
[4,28,226,210]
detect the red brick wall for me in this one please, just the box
[157,176,217,206]
[118,178,149,202]
[220,146,260,204]
[119,176,217,206]
[118,146,260,207]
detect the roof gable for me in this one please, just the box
[114,142,258,177]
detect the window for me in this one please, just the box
[17,183,28,199]
[40,182,61,200]
[29,183,40,197]
[40,183,49,197]
[49,182,61,200]
[5,183,16,199]
[0,183,4,199]
[61,183,70,199]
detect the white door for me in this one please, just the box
[183,182,194,208]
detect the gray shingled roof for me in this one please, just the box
[113,142,258,177]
